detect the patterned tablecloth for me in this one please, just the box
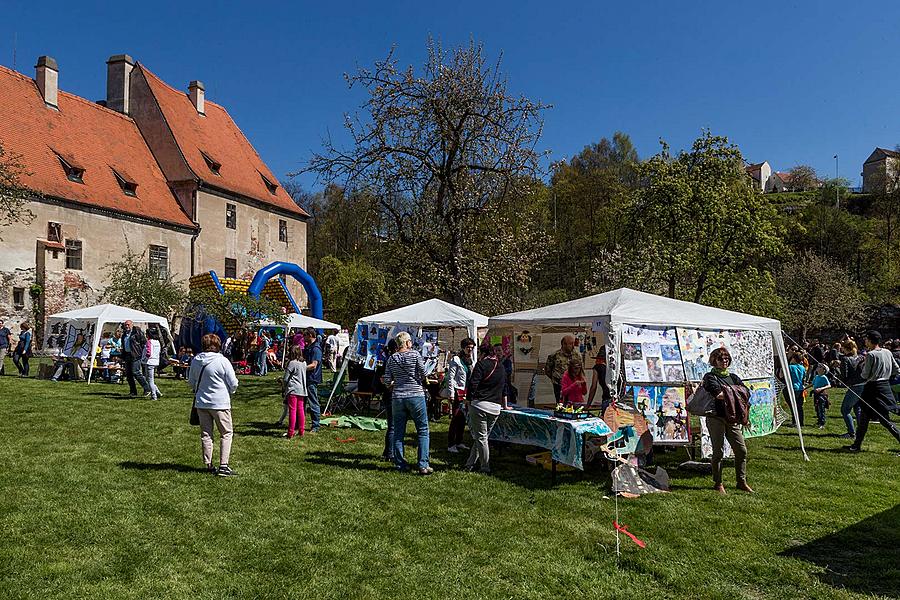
[489,408,613,470]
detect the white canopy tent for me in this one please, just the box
[490,288,808,460]
[359,298,488,342]
[47,303,173,384]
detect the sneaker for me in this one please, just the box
[155,389,163,398]
[844,445,861,452]
[144,391,152,398]
[840,433,854,439]
[448,445,459,454]
[418,466,434,475]
[817,425,825,430]
[217,465,237,477]
[456,443,469,450]
[206,464,217,475]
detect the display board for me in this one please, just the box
[626,385,690,444]
[676,328,774,381]
[621,324,685,383]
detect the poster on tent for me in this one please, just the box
[354,323,370,359]
[743,378,779,438]
[514,331,538,368]
[699,417,734,459]
[45,320,95,353]
[676,328,774,381]
[621,324,684,383]
[421,329,440,359]
[626,385,691,444]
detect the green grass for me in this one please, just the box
[1,360,898,599]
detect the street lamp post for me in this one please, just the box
[834,155,839,208]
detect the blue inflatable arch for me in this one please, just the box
[247,261,323,320]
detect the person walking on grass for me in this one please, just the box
[811,364,831,429]
[384,331,432,475]
[280,345,308,439]
[0,319,11,375]
[839,340,865,439]
[142,329,163,400]
[376,339,398,461]
[786,353,806,427]
[444,337,475,454]
[846,330,900,453]
[464,342,509,474]
[303,328,323,433]
[256,330,270,376]
[189,334,239,477]
[687,347,753,495]
[121,320,150,398]
[11,321,32,377]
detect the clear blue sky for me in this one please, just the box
[3,1,898,189]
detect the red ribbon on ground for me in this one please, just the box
[337,437,356,443]
[613,521,647,548]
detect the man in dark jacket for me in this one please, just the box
[121,320,150,397]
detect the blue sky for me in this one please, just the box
[3,1,898,189]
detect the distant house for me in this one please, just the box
[745,161,771,192]
[766,172,794,193]
[861,147,900,193]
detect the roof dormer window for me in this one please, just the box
[112,169,138,197]
[55,152,84,183]
[259,172,278,195]
[200,150,221,176]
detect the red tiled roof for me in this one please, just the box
[0,64,195,228]
[139,65,308,218]
[775,171,793,182]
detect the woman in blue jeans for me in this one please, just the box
[384,331,432,475]
[838,340,865,438]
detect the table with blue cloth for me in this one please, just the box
[489,407,613,470]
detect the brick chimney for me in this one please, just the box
[106,54,135,114]
[189,80,205,115]
[35,56,59,108]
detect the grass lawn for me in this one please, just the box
[1,360,898,599]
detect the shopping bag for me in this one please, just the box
[686,386,717,416]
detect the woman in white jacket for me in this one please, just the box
[189,334,239,477]
[142,329,162,400]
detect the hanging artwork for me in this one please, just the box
[621,324,685,383]
[700,417,734,459]
[744,378,778,438]
[355,324,369,359]
[626,385,691,444]
[677,328,774,381]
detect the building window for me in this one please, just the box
[279,219,288,242]
[149,245,169,279]
[260,172,278,195]
[55,153,84,183]
[47,222,61,243]
[200,150,221,176]
[112,169,138,196]
[226,203,236,229]
[65,239,83,270]
[224,258,237,279]
[12,287,25,309]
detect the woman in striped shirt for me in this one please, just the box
[384,331,432,475]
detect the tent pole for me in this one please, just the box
[774,331,808,461]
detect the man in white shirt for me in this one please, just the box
[848,330,900,452]
[325,330,339,372]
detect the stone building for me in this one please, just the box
[861,147,900,193]
[0,55,308,342]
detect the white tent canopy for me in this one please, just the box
[359,298,488,341]
[259,313,341,331]
[490,288,807,460]
[47,303,172,384]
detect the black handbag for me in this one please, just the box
[686,385,717,416]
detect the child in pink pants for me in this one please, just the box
[282,345,308,439]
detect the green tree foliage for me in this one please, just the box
[0,142,36,237]
[624,131,785,314]
[302,38,548,307]
[543,132,638,296]
[187,288,287,334]
[103,247,187,320]
[316,256,390,327]
[776,252,867,339]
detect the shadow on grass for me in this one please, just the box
[305,450,393,472]
[118,461,208,473]
[782,504,900,597]
[237,421,284,437]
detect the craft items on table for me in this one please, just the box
[489,407,612,470]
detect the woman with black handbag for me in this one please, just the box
[686,347,753,495]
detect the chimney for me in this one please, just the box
[189,80,205,115]
[35,56,59,108]
[106,54,135,114]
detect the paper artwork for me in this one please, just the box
[744,378,778,438]
[700,417,734,459]
[677,328,774,380]
[621,324,685,383]
[627,385,690,444]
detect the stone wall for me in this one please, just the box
[194,189,308,306]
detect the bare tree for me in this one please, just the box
[299,38,549,304]
[787,164,820,192]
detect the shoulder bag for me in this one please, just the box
[190,363,209,426]
[686,385,717,416]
